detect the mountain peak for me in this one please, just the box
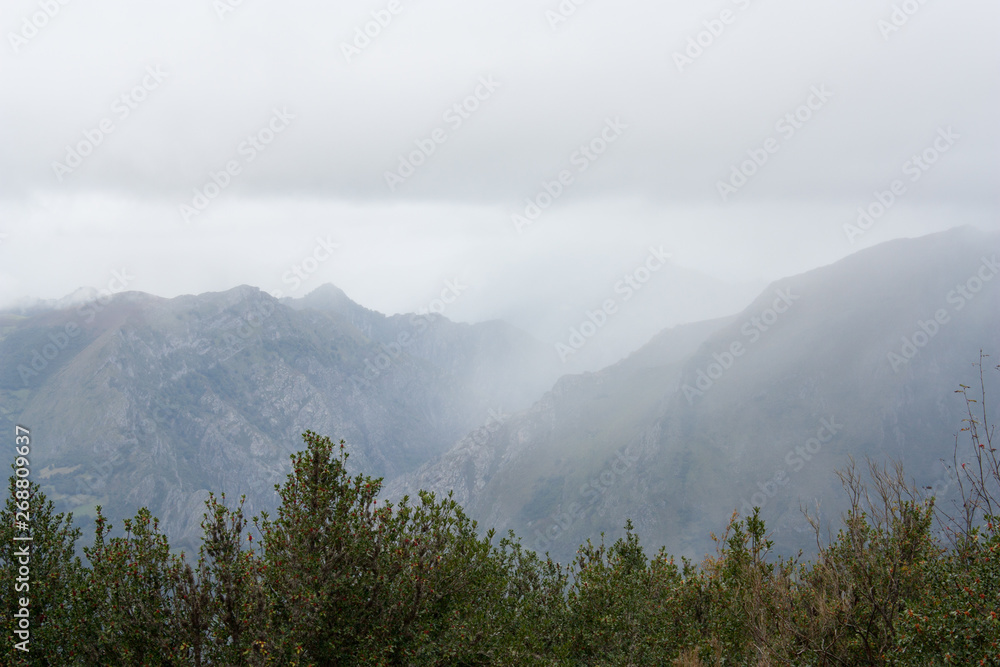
[301,282,352,303]
[291,283,371,318]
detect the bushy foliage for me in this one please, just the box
[894,529,1000,666]
[0,474,89,663]
[4,361,999,665]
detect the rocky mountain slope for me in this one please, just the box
[3,227,996,564]
[0,284,560,553]
[386,227,1000,563]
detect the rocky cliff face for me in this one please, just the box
[0,284,560,553]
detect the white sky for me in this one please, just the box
[1,0,997,342]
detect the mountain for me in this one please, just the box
[0,284,561,553]
[385,227,1000,563]
[3,228,996,565]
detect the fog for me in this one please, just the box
[2,0,997,365]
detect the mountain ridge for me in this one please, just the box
[3,228,996,564]
[0,283,563,553]
[386,226,1000,562]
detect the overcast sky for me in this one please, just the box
[1,0,997,349]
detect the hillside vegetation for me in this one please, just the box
[3,361,998,666]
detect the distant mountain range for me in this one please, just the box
[387,227,1000,562]
[0,283,562,553]
[2,227,997,564]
